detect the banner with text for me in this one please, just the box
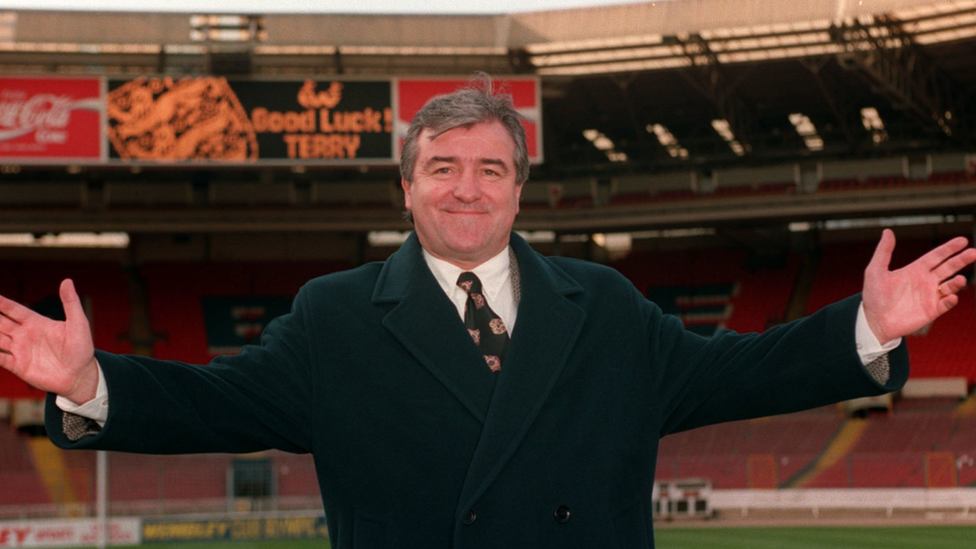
[0,77,104,162]
[2,75,542,166]
[141,516,328,543]
[0,519,140,548]
[106,77,392,164]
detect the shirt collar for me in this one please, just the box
[422,246,511,301]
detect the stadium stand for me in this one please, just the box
[0,421,51,507]
[0,262,133,401]
[807,238,976,383]
[657,399,976,490]
[657,408,844,489]
[609,247,796,337]
[273,452,322,501]
[3,232,976,513]
[901,286,976,381]
[2,0,976,529]
[141,261,349,363]
[0,261,132,355]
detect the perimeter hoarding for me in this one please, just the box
[140,516,328,543]
[0,519,140,548]
[0,76,104,162]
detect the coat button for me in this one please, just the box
[553,505,571,523]
[462,509,477,525]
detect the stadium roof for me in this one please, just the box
[3,0,973,174]
[0,0,653,15]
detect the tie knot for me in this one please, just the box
[456,271,483,295]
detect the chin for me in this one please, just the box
[448,240,488,255]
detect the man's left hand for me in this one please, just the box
[863,228,976,345]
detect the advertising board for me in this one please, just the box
[106,77,392,164]
[0,519,140,548]
[141,516,328,542]
[1,74,542,167]
[395,77,542,164]
[0,77,103,162]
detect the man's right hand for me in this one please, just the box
[0,279,99,404]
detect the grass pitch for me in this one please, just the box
[93,525,976,548]
[654,525,976,548]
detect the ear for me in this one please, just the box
[401,178,413,210]
[515,182,523,214]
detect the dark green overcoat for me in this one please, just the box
[47,232,908,548]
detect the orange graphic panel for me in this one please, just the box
[107,76,258,161]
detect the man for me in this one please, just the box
[1,76,974,548]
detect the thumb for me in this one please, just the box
[867,228,896,275]
[59,279,87,325]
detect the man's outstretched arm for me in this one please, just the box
[0,278,100,405]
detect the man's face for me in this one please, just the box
[402,121,523,270]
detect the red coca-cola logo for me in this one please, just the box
[0,77,102,160]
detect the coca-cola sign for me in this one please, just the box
[0,77,103,161]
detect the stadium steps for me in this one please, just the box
[951,393,976,417]
[781,418,867,488]
[27,438,80,506]
[123,265,159,357]
[784,252,818,323]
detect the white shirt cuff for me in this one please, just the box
[855,302,901,365]
[55,360,109,426]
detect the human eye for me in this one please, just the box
[482,166,506,178]
[426,164,453,176]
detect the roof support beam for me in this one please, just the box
[831,16,969,142]
[676,33,756,156]
[798,56,859,151]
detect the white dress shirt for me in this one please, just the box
[422,246,518,337]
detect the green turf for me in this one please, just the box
[654,526,976,548]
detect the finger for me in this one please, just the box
[0,332,11,352]
[867,229,896,274]
[939,274,969,296]
[60,279,86,325]
[938,292,960,315]
[0,314,20,335]
[933,247,976,280]
[0,345,14,370]
[918,236,970,272]
[0,293,30,323]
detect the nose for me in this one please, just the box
[452,169,482,202]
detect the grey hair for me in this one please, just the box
[399,73,530,186]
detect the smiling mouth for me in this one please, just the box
[443,209,489,215]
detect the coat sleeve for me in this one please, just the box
[650,293,910,437]
[45,285,316,455]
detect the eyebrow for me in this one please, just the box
[480,158,509,170]
[423,156,510,170]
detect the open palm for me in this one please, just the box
[862,229,976,344]
[0,279,99,403]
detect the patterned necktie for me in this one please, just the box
[457,271,509,372]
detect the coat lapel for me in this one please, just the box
[374,233,497,423]
[455,234,587,516]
